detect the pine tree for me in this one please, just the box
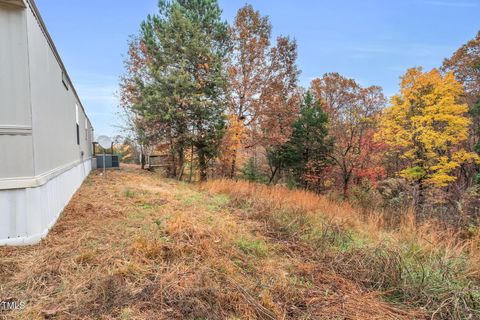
[267,92,331,188]
[126,0,229,181]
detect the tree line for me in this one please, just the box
[120,0,480,224]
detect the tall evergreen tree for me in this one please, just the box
[267,92,331,188]
[122,0,229,181]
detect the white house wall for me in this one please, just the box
[0,4,34,179]
[25,4,93,175]
[0,159,92,245]
[0,1,94,245]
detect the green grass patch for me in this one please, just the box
[235,237,269,257]
[289,275,314,288]
[232,258,255,273]
[330,243,480,319]
[175,191,230,212]
[205,194,230,211]
[175,192,203,206]
[137,203,154,210]
[123,188,135,198]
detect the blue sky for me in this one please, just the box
[35,0,479,137]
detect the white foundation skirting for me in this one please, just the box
[0,158,92,246]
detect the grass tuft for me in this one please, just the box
[235,237,269,257]
[123,188,135,198]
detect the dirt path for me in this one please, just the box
[0,167,422,319]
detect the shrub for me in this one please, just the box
[240,157,268,183]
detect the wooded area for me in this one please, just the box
[119,0,480,227]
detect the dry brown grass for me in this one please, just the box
[0,167,430,319]
[202,179,480,319]
[203,178,480,262]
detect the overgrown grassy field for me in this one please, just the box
[0,166,478,319]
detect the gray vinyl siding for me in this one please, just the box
[0,1,93,181]
[0,5,31,126]
[0,5,34,178]
[0,0,94,245]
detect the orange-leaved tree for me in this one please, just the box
[259,36,301,150]
[226,5,271,177]
[442,32,480,186]
[442,31,480,107]
[227,5,300,179]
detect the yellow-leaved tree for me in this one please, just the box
[378,68,478,208]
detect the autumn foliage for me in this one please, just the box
[311,73,386,196]
[379,68,476,187]
[120,0,480,224]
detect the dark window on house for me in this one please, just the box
[75,104,80,145]
[62,71,69,90]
